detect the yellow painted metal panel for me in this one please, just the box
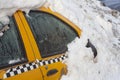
[40,62,67,80]
[4,69,43,80]
[14,12,35,61]
[17,11,42,60]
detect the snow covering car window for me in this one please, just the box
[0,17,27,69]
[25,11,77,58]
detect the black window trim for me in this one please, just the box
[0,16,28,70]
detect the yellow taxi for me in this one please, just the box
[0,7,81,80]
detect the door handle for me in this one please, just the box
[47,69,58,76]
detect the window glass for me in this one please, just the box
[0,17,27,69]
[25,11,77,58]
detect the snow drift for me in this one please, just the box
[0,0,120,80]
[0,0,46,25]
[48,0,120,80]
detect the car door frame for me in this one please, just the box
[17,7,82,80]
[0,11,43,80]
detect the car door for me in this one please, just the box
[17,7,81,80]
[22,10,81,80]
[0,13,43,80]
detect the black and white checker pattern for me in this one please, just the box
[38,54,68,66]
[4,62,38,79]
[4,54,68,79]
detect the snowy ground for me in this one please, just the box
[0,0,120,80]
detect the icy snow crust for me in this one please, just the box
[0,0,46,25]
[0,0,120,80]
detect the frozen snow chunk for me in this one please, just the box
[0,16,10,25]
[0,32,3,37]
[0,25,10,37]
[9,59,21,64]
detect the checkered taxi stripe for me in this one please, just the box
[37,54,68,66]
[4,62,38,79]
[3,54,68,79]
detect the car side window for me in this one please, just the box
[0,17,27,69]
[25,11,77,58]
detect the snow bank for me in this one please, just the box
[0,0,120,80]
[47,0,120,80]
[0,0,46,25]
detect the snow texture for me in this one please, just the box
[48,0,120,80]
[0,0,120,80]
[0,0,46,25]
[9,58,21,64]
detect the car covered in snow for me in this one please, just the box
[0,7,81,80]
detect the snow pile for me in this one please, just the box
[0,0,46,26]
[0,0,120,80]
[47,0,120,80]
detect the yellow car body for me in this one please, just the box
[0,7,81,80]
